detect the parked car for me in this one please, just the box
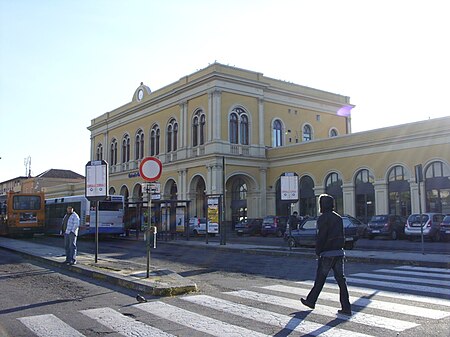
[439,215,450,242]
[404,213,445,242]
[235,218,263,236]
[188,217,219,236]
[344,214,368,238]
[285,216,359,250]
[261,215,289,237]
[367,214,406,240]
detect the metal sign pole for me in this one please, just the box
[146,189,152,278]
[95,200,99,263]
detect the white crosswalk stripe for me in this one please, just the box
[264,284,450,319]
[135,301,271,337]
[18,314,86,337]
[182,294,374,337]
[16,265,450,337]
[81,307,176,337]
[226,289,419,331]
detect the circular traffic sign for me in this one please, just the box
[139,157,162,182]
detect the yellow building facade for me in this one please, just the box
[88,63,450,227]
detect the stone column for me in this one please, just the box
[342,183,355,216]
[258,98,265,146]
[210,90,222,140]
[374,180,388,214]
[259,168,267,217]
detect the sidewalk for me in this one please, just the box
[0,236,448,298]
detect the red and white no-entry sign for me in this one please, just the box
[139,157,162,182]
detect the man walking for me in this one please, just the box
[61,206,80,265]
[300,194,352,316]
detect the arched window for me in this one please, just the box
[135,129,144,160]
[425,161,450,213]
[240,114,249,145]
[330,128,338,137]
[110,139,118,165]
[167,118,178,153]
[325,172,343,213]
[230,112,238,144]
[355,169,375,223]
[150,125,160,156]
[303,124,312,141]
[122,135,130,163]
[272,119,283,147]
[96,143,103,161]
[388,165,411,216]
[193,115,199,147]
[229,107,249,145]
[200,114,206,145]
[192,109,206,147]
[299,176,316,217]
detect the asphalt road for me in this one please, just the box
[2,236,449,336]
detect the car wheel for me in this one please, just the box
[345,241,354,250]
[287,237,297,248]
[391,230,398,240]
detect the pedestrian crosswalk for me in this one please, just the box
[16,265,450,336]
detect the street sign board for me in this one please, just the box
[139,157,162,182]
[85,160,108,201]
[280,172,299,201]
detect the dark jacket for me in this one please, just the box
[315,194,345,256]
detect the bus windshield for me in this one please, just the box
[13,196,42,210]
[98,201,123,212]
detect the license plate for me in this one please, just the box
[371,230,380,233]
[237,230,243,233]
[264,225,272,229]
[345,237,353,241]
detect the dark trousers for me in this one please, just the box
[306,256,351,311]
[64,232,77,263]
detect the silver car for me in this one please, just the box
[404,213,445,242]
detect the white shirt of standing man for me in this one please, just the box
[65,206,80,236]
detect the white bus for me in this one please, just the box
[45,195,125,236]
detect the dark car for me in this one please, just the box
[285,216,359,250]
[343,214,368,238]
[439,215,450,242]
[261,215,289,237]
[367,214,406,240]
[235,218,263,236]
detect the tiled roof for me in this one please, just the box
[36,169,84,179]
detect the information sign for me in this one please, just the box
[85,160,108,201]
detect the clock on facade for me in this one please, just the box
[137,89,144,101]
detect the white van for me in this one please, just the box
[188,217,219,236]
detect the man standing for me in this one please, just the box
[300,194,352,316]
[61,206,80,265]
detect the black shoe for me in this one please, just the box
[300,298,315,309]
[69,261,77,265]
[338,309,352,316]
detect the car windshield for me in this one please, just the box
[408,214,429,223]
[370,215,387,222]
[443,216,450,223]
[264,218,275,224]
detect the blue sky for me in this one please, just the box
[1,0,449,182]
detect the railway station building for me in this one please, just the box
[87,63,450,227]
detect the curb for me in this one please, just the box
[0,244,198,296]
[160,240,450,269]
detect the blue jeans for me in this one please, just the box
[64,232,77,263]
[306,256,351,311]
